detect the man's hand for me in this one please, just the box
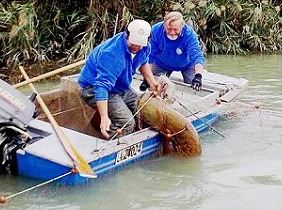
[139,78,160,94]
[100,116,111,138]
[96,100,111,138]
[149,81,161,97]
[149,81,160,92]
[157,75,171,98]
[191,73,202,91]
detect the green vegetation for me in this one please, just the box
[0,0,281,71]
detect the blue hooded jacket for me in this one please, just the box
[78,32,151,101]
[149,22,204,71]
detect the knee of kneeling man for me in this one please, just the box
[124,119,136,134]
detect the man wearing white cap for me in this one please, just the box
[78,19,159,139]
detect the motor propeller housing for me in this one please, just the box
[0,122,32,174]
[0,79,36,174]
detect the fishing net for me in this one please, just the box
[159,77,255,122]
[153,75,215,118]
[215,101,256,119]
[35,80,101,137]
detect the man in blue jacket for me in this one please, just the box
[78,19,159,139]
[140,11,205,91]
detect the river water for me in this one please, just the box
[1,54,281,210]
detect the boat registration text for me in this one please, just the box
[116,142,143,164]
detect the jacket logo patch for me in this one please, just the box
[176,48,182,55]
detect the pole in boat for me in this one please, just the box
[14,60,85,88]
[95,89,161,152]
[18,66,96,178]
[175,98,226,139]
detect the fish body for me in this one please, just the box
[137,93,202,156]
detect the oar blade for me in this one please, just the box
[69,143,97,178]
[79,173,97,179]
[75,159,97,178]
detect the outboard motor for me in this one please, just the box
[0,79,36,174]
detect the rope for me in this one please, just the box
[170,126,187,137]
[176,98,225,139]
[94,83,167,152]
[161,126,187,139]
[95,93,156,152]
[158,103,186,138]
[0,171,73,203]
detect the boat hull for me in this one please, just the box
[16,112,219,185]
[16,130,163,185]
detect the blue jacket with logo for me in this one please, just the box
[78,32,150,101]
[149,22,204,71]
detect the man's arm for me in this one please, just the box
[139,63,159,91]
[185,27,205,72]
[96,100,111,138]
[93,52,124,138]
[195,63,204,74]
[186,30,205,91]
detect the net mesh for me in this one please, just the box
[35,80,101,137]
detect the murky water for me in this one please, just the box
[1,54,282,210]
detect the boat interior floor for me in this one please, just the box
[33,77,221,139]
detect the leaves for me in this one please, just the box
[172,0,281,54]
[0,0,281,68]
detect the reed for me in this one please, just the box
[175,0,281,54]
[0,0,281,70]
[0,2,42,68]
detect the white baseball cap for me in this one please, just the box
[128,19,151,46]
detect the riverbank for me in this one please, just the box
[0,61,81,85]
[0,1,281,71]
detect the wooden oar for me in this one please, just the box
[14,60,85,88]
[19,66,96,178]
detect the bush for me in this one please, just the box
[0,0,281,70]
